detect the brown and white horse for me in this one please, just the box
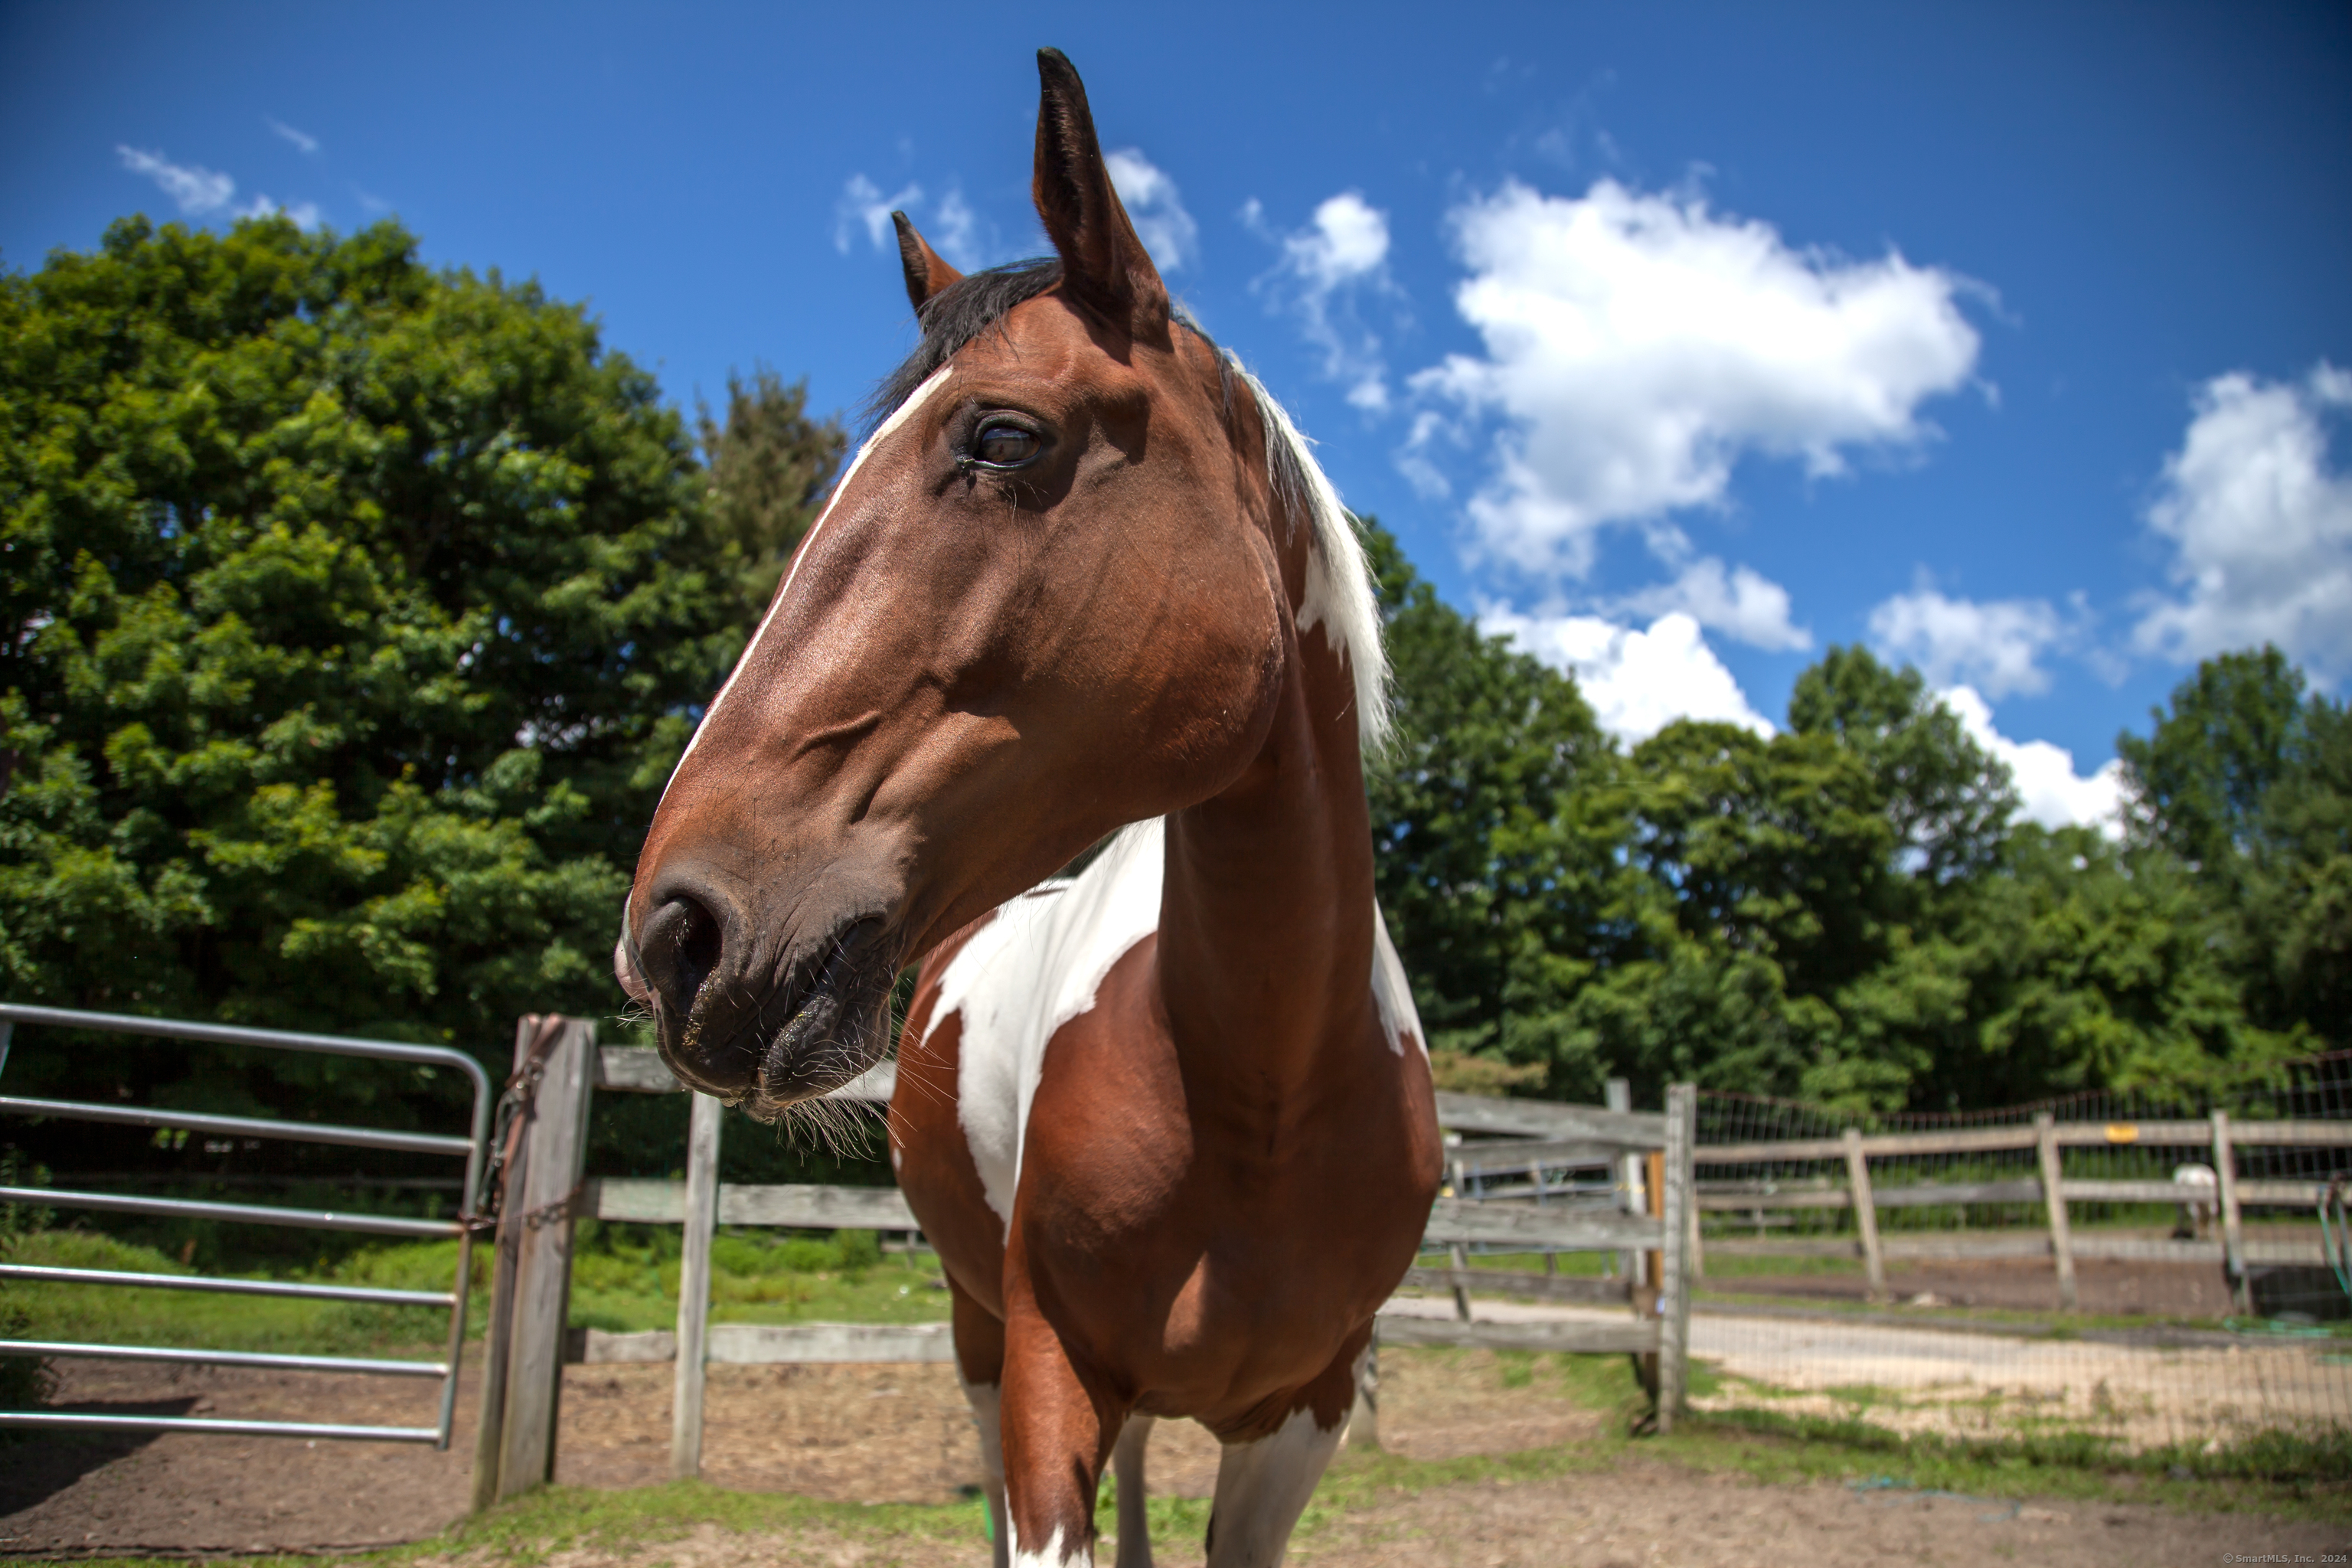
[616,50,1439,1567]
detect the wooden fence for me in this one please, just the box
[466,1021,1695,1501]
[1693,1110,2352,1310]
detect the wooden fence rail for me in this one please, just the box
[1685,1106,2346,1309]
[1700,1118,2352,1165]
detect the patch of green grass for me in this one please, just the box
[1690,1250,1867,1279]
[1688,1280,2260,1338]
[3,1221,952,1363]
[1677,1407,2352,1521]
[1422,1248,1612,1277]
[564,1223,948,1334]
[4,1230,480,1357]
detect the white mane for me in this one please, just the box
[1225,355,1393,752]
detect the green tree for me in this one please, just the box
[2118,647,2308,876]
[1360,521,1640,1097]
[2252,694,2352,1040]
[0,214,799,1127]
[1602,653,2012,1112]
[697,367,844,611]
[1787,646,2014,890]
[1936,825,2291,1106]
[2118,648,2350,1047]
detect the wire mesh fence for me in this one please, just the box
[1687,1052,2352,1454]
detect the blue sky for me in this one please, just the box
[6,2,2347,826]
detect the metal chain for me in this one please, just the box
[468,1014,570,1234]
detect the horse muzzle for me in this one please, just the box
[626,875,900,1119]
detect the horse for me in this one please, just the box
[614,48,1440,1568]
[2172,1161,2219,1240]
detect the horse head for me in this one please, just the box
[616,51,1354,1116]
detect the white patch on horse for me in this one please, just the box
[930,821,1166,1223]
[1008,1523,1080,1568]
[1369,902,1424,1057]
[1227,354,1390,751]
[660,364,956,801]
[1204,1397,1348,1566]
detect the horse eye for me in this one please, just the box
[974,423,1040,467]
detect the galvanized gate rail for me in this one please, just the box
[0,1002,493,1446]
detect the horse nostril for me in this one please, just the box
[637,893,726,1015]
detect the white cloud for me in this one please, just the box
[927,188,984,271]
[237,194,322,230]
[834,174,920,255]
[1416,178,1981,578]
[1869,584,2066,698]
[835,176,997,273]
[266,117,319,155]
[1616,555,1810,652]
[1283,191,1390,289]
[1941,686,2124,836]
[2132,364,2352,678]
[1248,191,1398,411]
[1482,606,1775,741]
[1105,148,1197,273]
[117,145,234,214]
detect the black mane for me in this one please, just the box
[862,258,1066,431]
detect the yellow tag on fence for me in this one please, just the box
[2105,1123,2139,1143]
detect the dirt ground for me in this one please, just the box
[1,1347,1608,1554]
[5,1346,2343,1564]
[1704,1255,2239,1316]
[388,1465,2352,1568]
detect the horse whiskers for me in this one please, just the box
[770,1082,882,1159]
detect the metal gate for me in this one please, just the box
[0,1003,492,1446]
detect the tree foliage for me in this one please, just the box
[696,367,844,611]
[1361,521,2328,1114]
[2118,649,2350,1049]
[0,216,840,1129]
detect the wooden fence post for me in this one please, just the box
[2034,1112,2078,1312]
[1643,1149,1665,1308]
[496,1017,595,1498]
[1657,1084,1694,1432]
[671,1091,723,1479]
[1446,1155,1475,1322]
[1842,1128,1886,1302]
[2213,1110,2248,1313]
[469,1018,536,1511]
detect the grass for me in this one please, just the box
[1,1221,952,1360]
[4,1229,479,1357]
[565,1221,950,1336]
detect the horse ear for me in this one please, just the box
[892,211,964,315]
[1031,47,1169,337]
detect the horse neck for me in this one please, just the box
[1153,541,1378,1095]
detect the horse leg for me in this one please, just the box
[1202,1332,1367,1568]
[951,1281,1012,1568]
[1110,1413,1155,1568]
[1000,1290,1119,1567]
